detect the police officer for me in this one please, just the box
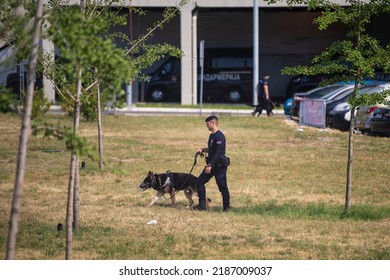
[252,72,272,116]
[194,115,230,211]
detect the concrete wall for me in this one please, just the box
[127,0,350,8]
[196,8,349,98]
[126,7,349,102]
[52,1,389,105]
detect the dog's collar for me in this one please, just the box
[154,174,162,189]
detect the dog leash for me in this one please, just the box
[175,151,204,191]
[189,151,204,174]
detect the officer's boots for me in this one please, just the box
[193,200,207,211]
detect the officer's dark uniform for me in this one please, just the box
[253,78,273,116]
[196,116,230,211]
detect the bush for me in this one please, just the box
[60,93,100,122]
[0,85,18,113]
[18,88,51,120]
[81,88,127,121]
[31,88,51,120]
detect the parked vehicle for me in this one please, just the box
[292,81,384,121]
[1,45,25,98]
[285,73,387,100]
[328,83,390,131]
[290,84,348,120]
[370,106,390,136]
[0,44,42,99]
[143,48,253,103]
[324,88,354,117]
[354,83,390,133]
[285,74,329,99]
[327,101,352,131]
[324,84,382,121]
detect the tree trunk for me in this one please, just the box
[345,106,356,213]
[66,65,82,260]
[65,152,76,260]
[66,0,86,259]
[345,0,362,214]
[6,0,44,260]
[97,79,104,170]
[73,157,80,230]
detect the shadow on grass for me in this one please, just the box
[233,201,390,221]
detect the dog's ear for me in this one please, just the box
[147,171,154,177]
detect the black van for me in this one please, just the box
[143,48,253,103]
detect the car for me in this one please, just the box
[143,49,254,103]
[324,84,383,122]
[354,83,390,133]
[290,84,350,120]
[370,106,390,136]
[327,101,352,131]
[328,83,390,131]
[284,98,292,115]
[285,74,329,99]
[324,88,355,117]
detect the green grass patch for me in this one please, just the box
[237,201,390,221]
[1,113,390,260]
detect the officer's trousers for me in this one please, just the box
[197,166,230,209]
[253,98,272,116]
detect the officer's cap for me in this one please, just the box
[205,115,218,122]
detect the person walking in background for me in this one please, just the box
[194,115,230,212]
[252,72,273,116]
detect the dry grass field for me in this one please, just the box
[0,112,389,260]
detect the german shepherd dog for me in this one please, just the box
[139,171,198,208]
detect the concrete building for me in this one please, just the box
[123,0,389,105]
[40,0,389,105]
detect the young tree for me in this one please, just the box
[43,0,187,259]
[267,0,390,213]
[6,0,44,260]
[3,0,187,259]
